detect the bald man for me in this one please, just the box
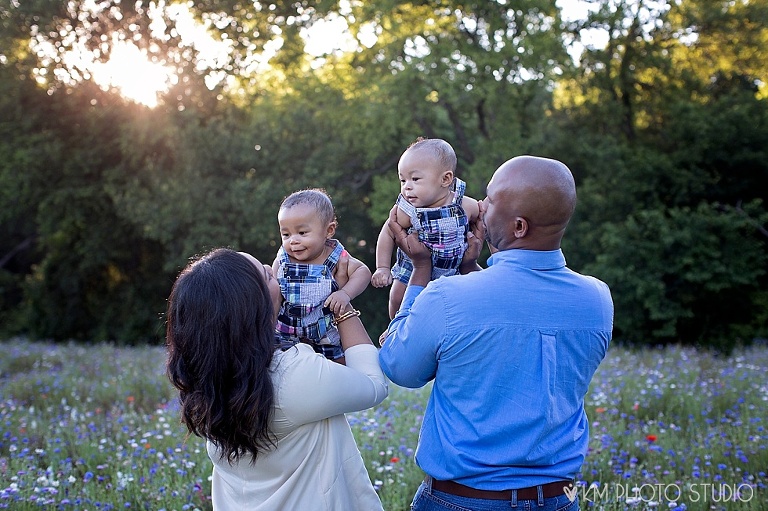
[379,155,614,511]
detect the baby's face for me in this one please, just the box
[398,149,451,209]
[278,203,334,264]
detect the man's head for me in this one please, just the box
[482,155,576,252]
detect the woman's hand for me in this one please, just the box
[334,250,350,288]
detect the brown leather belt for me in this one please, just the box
[430,478,574,501]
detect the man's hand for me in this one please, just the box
[460,200,486,273]
[386,205,432,286]
[386,206,431,267]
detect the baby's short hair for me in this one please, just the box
[279,188,336,225]
[408,137,457,174]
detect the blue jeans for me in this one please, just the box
[411,477,579,511]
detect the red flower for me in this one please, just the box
[390,457,400,463]
[595,407,607,413]
[646,435,657,442]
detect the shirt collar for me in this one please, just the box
[487,249,566,271]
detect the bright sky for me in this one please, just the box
[35,3,229,107]
[82,4,373,106]
[556,0,610,61]
[89,42,175,108]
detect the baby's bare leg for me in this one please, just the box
[389,280,406,319]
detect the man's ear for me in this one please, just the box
[441,171,454,187]
[512,217,529,239]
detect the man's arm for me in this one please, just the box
[378,206,441,387]
[379,281,446,387]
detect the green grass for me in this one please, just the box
[1,338,766,510]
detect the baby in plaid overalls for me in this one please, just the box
[273,189,372,361]
[372,138,480,318]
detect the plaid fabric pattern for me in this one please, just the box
[274,239,344,359]
[392,178,469,284]
[274,334,344,359]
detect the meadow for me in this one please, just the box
[0,338,765,510]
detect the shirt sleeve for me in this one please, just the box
[280,344,389,426]
[378,284,443,388]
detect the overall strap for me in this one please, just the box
[395,193,418,226]
[323,239,343,273]
[452,178,466,204]
[276,247,291,277]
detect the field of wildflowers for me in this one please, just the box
[0,338,765,510]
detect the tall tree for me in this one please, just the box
[554,0,768,349]
[329,1,574,221]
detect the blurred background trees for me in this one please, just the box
[1,0,766,350]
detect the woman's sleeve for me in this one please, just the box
[280,344,389,426]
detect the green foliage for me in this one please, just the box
[0,71,169,342]
[105,102,271,271]
[583,202,767,350]
[660,85,768,206]
[562,120,768,350]
[0,65,52,334]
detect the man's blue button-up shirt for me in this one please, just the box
[379,249,613,490]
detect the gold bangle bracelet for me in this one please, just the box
[332,309,361,325]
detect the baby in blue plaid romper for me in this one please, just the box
[372,138,480,318]
[272,189,372,362]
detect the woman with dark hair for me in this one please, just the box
[166,248,388,510]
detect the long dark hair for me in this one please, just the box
[166,248,276,463]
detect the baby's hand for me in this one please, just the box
[371,268,393,288]
[325,289,351,316]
